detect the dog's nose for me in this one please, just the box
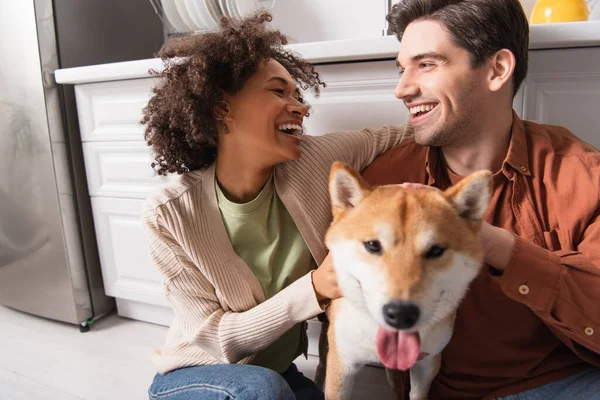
[382,301,420,329]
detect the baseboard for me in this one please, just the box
[115,298,174,326]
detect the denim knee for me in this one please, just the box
[235,367,295,400]
[148,364,295,400]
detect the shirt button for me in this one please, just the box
[520,166,528,172]
[518,284,530,295]
[585,327,595,336]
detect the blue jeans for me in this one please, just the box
[148,363,324,400]
[496,368,600,400]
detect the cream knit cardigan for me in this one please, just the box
[142,125,411,374]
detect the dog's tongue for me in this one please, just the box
[376,327,421,371]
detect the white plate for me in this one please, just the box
[184,0,216,30]
[205,0,222,26]
[235,0,255,17]
[219,0,231,17]
[227,0,240,18]
[161,0,189,32]
[234,0,275,17]
[175,0,199,31]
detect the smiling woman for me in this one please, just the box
[140,11,410,400]
[141,12,323,176]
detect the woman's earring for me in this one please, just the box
[214,101,231,121]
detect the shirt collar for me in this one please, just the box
[503,111,531,177]
[424,146,437,186]
[424,110,531,181]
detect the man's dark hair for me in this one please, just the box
[387,0,529,97]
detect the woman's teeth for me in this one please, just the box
[409,104,437,117]
[277,124,303,135]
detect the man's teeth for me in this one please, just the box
[277,124,303,133]
[409,104,437,116]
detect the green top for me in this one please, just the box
[215,175,316,373]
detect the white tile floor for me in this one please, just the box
[0,305,396,400]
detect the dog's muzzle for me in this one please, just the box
[382,301,420,329]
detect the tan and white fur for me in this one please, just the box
[323,162,492,400]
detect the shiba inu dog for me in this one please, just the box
[323,161,492,400]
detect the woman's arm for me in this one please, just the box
[144,211,324,364]
[306,124,413,174]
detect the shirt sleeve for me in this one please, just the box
[144,210,324,364]
[498,211,600,364]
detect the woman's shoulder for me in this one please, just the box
[143,169,208,217]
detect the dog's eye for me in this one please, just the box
[363,240,383,255]
[425,245,446,259]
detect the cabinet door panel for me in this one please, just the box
[524,48,600,149]
[91,197,168,307]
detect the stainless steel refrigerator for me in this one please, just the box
[0,0,116,330]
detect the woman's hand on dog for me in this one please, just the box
[312,253,342,306]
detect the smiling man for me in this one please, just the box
[362,0,600,399]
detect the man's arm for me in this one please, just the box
[481,218,600,365]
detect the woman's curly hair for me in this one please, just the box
[141,12,325,175]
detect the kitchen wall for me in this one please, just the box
[269,0,387,43]
[53,0,164,68]
[268,0,545,44]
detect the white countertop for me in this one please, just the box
[55,21,600,85]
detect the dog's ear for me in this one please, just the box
[329,161,372,219]
[443,170,492,221]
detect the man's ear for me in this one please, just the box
[488,49,516,93]
[443,170,492,221]
[329,161,372,219]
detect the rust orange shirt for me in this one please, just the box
[362,113,600,399]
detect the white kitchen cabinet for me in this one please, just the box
[81,141,173,198]
[89,196,174,326]
[72,46,598,332]
[74,78,158,142]
[73,60,418,331]
[523,47,600,150]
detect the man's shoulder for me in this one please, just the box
[362,137,428,186]
[525,120,600,168]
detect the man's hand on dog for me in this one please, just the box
[478,221,516,272]
[312,253,342,306]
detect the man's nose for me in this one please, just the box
[394,73,419,101]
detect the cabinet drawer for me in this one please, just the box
[75,78,159,142]
[525,48,600,150]
[82,142,173,199]
[91,196,168,307]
